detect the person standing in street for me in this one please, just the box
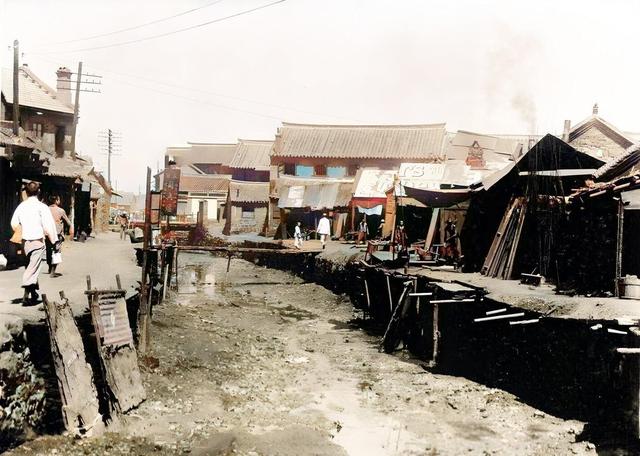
[356,217,368,245]
[119,213,129,240]
[10,182,58,305]
[294,221,303,250]
[47,195,72,277]
[317,213,331,250]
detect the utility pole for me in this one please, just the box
[57,65,101,158]
[70,61,82,158]
[98,129,121,185]
[107,128,112,184]
[12,40,19,135]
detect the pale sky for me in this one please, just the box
[2,0,639,192]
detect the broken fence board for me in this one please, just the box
[43,294,103,437]
[86,287,146,414]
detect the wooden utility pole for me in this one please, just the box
[70,61,82,159]
[137,167,153,353]
[107,129,112,184]
[12,40,19,135]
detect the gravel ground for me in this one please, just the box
[8,253,598,455]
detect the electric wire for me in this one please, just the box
[32,0,287,54]
[35,0,228,47]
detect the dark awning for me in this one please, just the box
[403,186,472,207]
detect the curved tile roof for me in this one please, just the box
[273,122,447,160]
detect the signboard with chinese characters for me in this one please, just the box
[161,168,181,216]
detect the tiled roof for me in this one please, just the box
[593,143,640,182]
[273,122,447,160]
[46,155,92,178]
[229,180,269,203]
[0,127,39,148]
[229,139,273,171]
[188,143,236,165]
[167,143,237,167]
[179,175,230,193]
[2,66,74,114]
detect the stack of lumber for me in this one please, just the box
[481,197,527,280]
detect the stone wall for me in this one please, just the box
[228,204,268,234]
[94,193,111,233]
[570,126,627,161]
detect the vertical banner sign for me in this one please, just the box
[161,168,181,215]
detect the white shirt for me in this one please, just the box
[11,197,58,242]
[317,217,331,235]
[294,225,302,238]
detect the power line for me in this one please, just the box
[88,65,365,123]
[109,77,285,121]
[41,0,227,47]
[28,53,366,123]
[33,0,287,54]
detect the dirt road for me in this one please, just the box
[9,253,595,455]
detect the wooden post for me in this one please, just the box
[364,278,371,310]
[431,301,440,367]
[386,275,393,313]
[351,203,356,233]
[424,208,439,250]
[137,167,152,353]
[12,40,19,136]
[616,198,624,296]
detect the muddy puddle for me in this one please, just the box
[8,254,598,455]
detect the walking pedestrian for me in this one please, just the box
[294,221,303,250]
[119,213,129,240]
[10,182,58,305]
[46,195,72,277]
[356,217,368,245]
[317,213,331,250]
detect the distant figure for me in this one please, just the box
[317,213,331,250]
[119,213,129,240]
[10,182,58,306]
[376,218,385,240]
[47,195,72,277]
[356,218,368,245]
[444,218,459,261]
[394,220,407,253]
[294,221,303,250]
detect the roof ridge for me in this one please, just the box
[237,138,274,144]
[187,141,237,146]
[281,122,447,129]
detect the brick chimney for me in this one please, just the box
[562,120,571,142]
[56,67,72,106]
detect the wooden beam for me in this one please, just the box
[43,294,103,437]
[474,312,525,322]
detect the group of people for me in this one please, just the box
[293,213,387,250]
[293,213,333,250]
[9,182,72,306]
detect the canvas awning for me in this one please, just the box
[277,177,354,210]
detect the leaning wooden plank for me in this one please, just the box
[86,286,146,414]
[504,198,528,280]
[43,293,103,437]
[482,197,516,275]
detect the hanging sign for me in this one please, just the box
[161,168,181,215]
